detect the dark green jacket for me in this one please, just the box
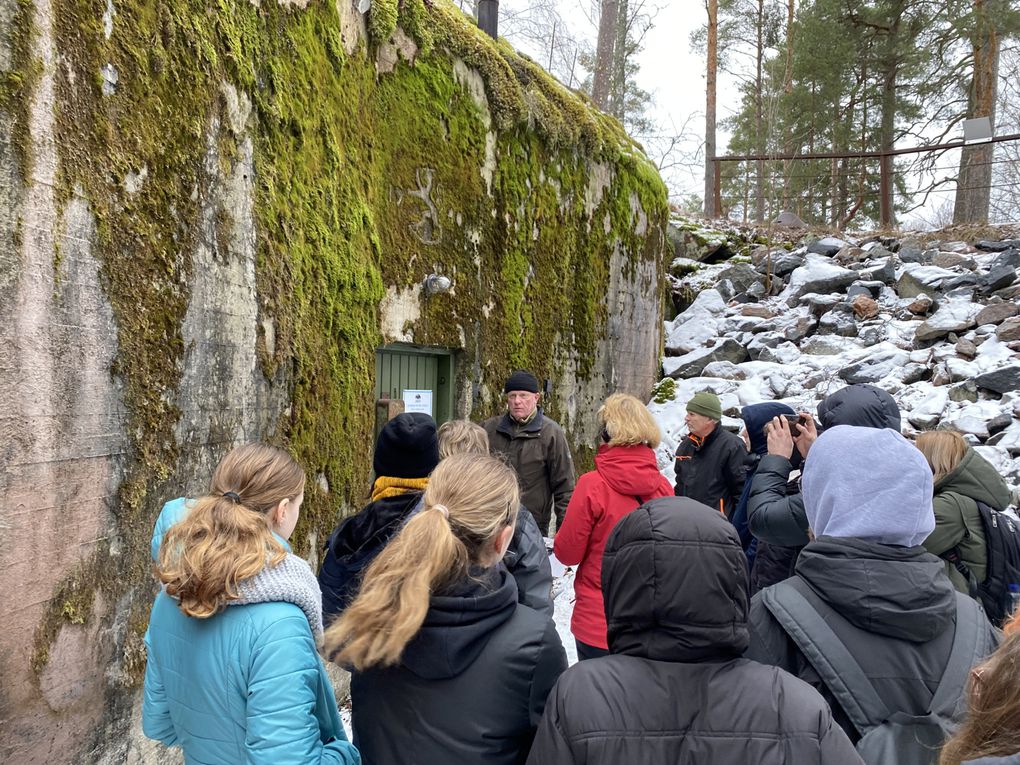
[922,448,1012,594]
[484,410,575,535]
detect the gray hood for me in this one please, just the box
[796,536,957,642]
[803,425,935,547]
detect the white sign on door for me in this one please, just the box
[402,389,434,417]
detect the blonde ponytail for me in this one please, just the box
[324,453,519,670]
[158,443,305,618]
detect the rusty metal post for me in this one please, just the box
[879,152,893,228]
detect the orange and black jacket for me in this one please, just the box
[674,424,747,519]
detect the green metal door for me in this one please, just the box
[375,344,454,425]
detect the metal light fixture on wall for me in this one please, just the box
[423,273,452,296]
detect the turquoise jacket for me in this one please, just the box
[151,497,190,561]
[144,499,358,765]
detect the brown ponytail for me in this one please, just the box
[323,453,519,670]
[158,443,306,618]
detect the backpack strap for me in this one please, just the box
[929,593,984,719]
[763,583,988,734]
[941,546,980,598]
[762,579,889,738]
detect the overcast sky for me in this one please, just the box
[501,0,733,206]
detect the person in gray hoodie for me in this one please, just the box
[746,425,999,748]
[748,383,901,548]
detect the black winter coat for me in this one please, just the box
[485,410,575,534]
[747,537,1000,744]
[673,424,747,518]
[351,567,566,765]
[318,491,422,624]
[507,507,554,618]
[527,497,863,765]
[748,454,810,546]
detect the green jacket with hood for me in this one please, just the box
[922,447,1012,594]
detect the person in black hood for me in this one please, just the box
[325,453,566,765]
[318,412,440,623]
[733,402,805,593]
[748,383,900,549]
[746,426,999,747]
[527,496,862,765]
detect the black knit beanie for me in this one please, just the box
[504,370,540,394]
[373,413,440,479]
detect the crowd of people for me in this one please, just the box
[141,370,1020,765]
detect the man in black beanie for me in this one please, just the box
[317,412,440,623]
[484,371,575,535]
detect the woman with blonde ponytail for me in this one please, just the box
[325,453,567,765]
[142,444,359,765]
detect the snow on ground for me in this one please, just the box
[549,551,579,666]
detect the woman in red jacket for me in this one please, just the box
[554,393,673,660]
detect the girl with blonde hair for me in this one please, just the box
[143,443,358,765]
[325,453,566,765]
[940,630,1020,765]
[436,419,554,616]
[916,430,1012,613]
[553,393,673,660]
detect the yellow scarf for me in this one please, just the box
[371,476,430,502]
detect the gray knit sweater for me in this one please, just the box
[230,553,324,639]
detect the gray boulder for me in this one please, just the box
[666,338,750,379]
[914,301,982,343]
[897,265,957,298]
[854,257,897,285]
[839,348,910,384]
[702,360,748,380]
[717,263,761,295]
[801,336,851,355]
[997,317,1020,342]
[948,381,979,403]
[756,250,805,277]
[747,333,784,360]
[975,365,1020,394]
[818,304,859,337]
[933,252,976,270]
[975,302,1019,326]
[783,315,817,343]
[857,322,888,346]
[801,293,845,316]
[992,249,1020,270]
[786,255,858,305]
[980,265,1018,294]
[808,237,848,256]
[976,240,1020,252]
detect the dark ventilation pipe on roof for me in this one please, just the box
[478,0,498,39]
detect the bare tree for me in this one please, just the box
[954,0,1000,224]
[704,0,719,217]
[592,0,621,108]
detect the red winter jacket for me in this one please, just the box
[554,444,673,649]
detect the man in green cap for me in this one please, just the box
[674,391,747,518]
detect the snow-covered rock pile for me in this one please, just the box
[653,226,1020,498]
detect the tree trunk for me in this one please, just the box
[781,0,795,215]
[953,0,999,225]
[753,0,766,222]
[592,0,620,110]
[704,0,718,217]
[877,11,901,227]
[612,0,629,120]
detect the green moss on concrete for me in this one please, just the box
[368,0,399,47]
[27,0,667,697]
[1,0,39,181]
